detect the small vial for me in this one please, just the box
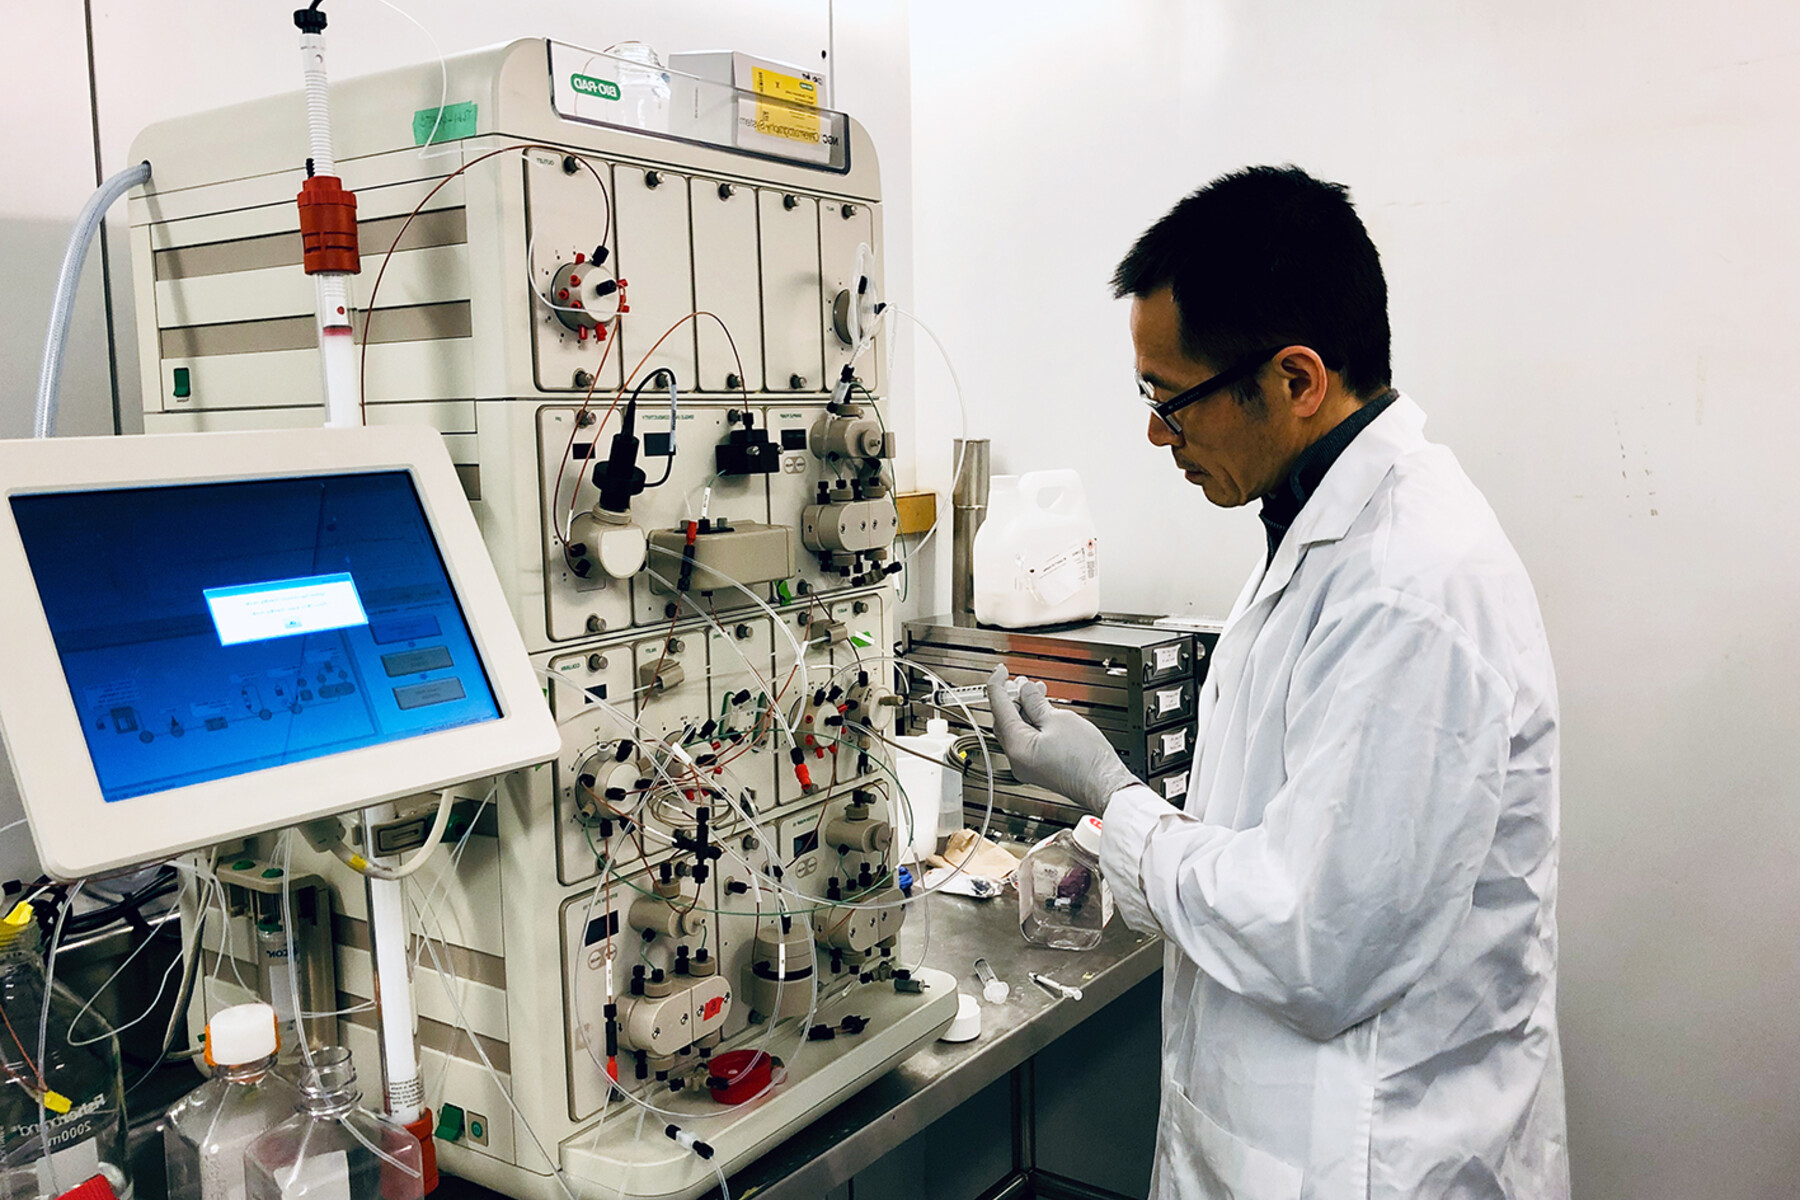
[973,957,1009,1004]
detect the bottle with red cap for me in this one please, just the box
[1018,815,1114,951]
[0,900,132,1200]
[164,1003,298,1200]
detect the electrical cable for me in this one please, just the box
[328,785,457,880]
[35,161,151,439]
[643,371,680,489]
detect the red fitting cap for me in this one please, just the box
[296,175,360,275]
[707,1049,776,1106]
[54,1175,117,1200]
[404,1110,440,1194]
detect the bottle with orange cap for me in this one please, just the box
[164,1003,298,1200]
[0,899,132,1200]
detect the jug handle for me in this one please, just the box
[1019,469,1084,513]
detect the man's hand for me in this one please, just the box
[985,665,1139,815]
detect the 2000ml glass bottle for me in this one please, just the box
[1018,816,1113,951]
[245,1048,421,1200]
[0,902,133,1200]
[164,1004,298,1200]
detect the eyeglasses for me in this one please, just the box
[1137,347,1282,436]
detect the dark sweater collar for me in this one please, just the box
[1258,388,1399,565]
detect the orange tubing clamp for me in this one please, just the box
[297,175,361,275]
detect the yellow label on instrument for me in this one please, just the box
[751,67,819,107]
[43,1090,71,1115]
[750,66,822,145]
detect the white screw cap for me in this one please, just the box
[205,1002,279,1066]
[939,993,982,1043]
[1072,814,1104,856]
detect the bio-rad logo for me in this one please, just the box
[571,74,621,101]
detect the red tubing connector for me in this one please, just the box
[297,175,361,274]
[404,1110,440,1194]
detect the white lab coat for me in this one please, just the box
[1101,396,1568,1199]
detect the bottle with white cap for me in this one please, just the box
[1017,815,1113,950]
[164,1003,298,1200]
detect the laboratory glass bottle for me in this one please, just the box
[164,1003,298,1200]
[1018,816,1113,951]
[0,901,132,1200]
[244,1048,422,1200]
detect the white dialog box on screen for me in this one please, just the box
[204,573,369,645]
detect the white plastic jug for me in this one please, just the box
[973,470,1100,628]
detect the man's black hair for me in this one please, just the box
[1111,165,1391,400]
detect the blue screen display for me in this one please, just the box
[10,471,502,802]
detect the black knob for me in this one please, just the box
[791,374,807,389]
[572,369,593,390]
[783,194,799,210]
[562,155,579,175]
[570,559,591,578]
[725,373,742,390]
[718,182,736,200]
[645,170,663,188]
[842,203,858,219]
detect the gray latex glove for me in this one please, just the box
[986,665,1139,815]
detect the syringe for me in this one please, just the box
[931,678,1021,708]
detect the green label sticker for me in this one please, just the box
[571,73,621,101]
[413,101,478,145]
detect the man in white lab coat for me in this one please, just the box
[987,166,1569,1199]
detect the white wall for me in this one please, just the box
[910,2,1800,1198]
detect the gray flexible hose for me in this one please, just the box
[34,160,152,439]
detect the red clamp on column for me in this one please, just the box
[297,175,361,274]
[404,1108,441,1194]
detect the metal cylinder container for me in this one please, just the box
[951,438,990,618]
